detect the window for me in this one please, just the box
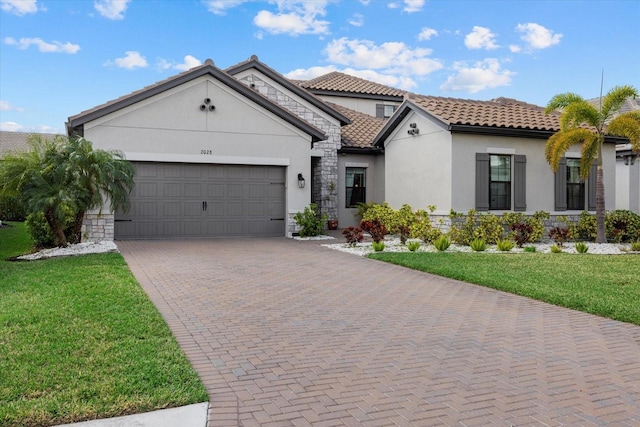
[376,104,396,119]
[476,153,526,211]
[489,155,511,210]
[566,159,585,210]
[346,167,366,208]
[554,157,596,211]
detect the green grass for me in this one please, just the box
[369,251,640,326]
[0,222,208,427]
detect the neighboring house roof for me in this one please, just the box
[225,55,350,126]
[588,97,640,118]
[299,72,406,101]
[0,131,30,156]
[67,59,327,143]
[326,102,385,151]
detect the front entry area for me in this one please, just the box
[115,162,286,239]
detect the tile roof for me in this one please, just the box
[299,72,406,98]
[0,131,34,156]
[326,103,385,149]
[410,94,561,131]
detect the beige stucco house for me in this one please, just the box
[2,55,633,240]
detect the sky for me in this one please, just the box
[1,0,638,135]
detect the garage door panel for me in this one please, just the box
[164,183,181,197]
[115,162,285,239]
[164,202,182,217]
[227,184,244,198]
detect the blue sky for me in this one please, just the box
[1,0,638,134]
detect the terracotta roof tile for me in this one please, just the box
[300,72,405,98]
[326,102,385,149]
[411,95,561,131]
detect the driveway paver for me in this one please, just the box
[117,238,640,426]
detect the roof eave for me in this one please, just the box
[306,89,404,103]
[67,63,327,143]
[226,59,351,126]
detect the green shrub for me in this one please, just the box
[407,241,421,252]
[433,235,451,252]
[0,194,26,221]
[605,210,640,243]
[524,246,536,253]
[550,244,563,253]
[449,210,504,245]
[469,238,486,252]
[25,208,74,248]
[496,239,514,252]
[570,211,597,242]
[372,241,385,252]
[361,202,397,232]
[294,203,327,237]
[410,208,442,243]
[574,242,589,253]
[631,241,640,251]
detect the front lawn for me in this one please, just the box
[0,222,208,427]
[369,251,640,326]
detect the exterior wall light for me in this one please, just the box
[297,173,306,188]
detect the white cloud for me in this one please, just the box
[105,51,148,69]
[94,0,130,20]
[4,37,80,53]
[348,13,363,27]
[325,37,442,76]
[439,58,515,93]
[509,44,521,53]
[387,2,400,9]
[286,65,417,91]
[158,55,202,71]
[465,26,498,50]
[403,0,424,13]
[253,1,330,36]
[1,0,38,15]
[0,121,24,132]
[0,100,24,111]
[418,27,438,41]
[202,0,248,15]
[515,23,562,50]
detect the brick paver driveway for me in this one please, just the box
[118,238,640,426]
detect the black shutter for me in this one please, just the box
[514,155,526,211]
[375,104,384,118]
[555,157,567,211]
[476,153,490,211]
[588,162,597,211]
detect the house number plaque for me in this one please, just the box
[200,150,213,155]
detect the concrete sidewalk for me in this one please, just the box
[57,403,208,427]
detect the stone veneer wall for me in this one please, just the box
[239,75,340,235]
[81,213,114,242]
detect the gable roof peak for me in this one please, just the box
[204,58,214,66]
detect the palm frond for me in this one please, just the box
[559,101,599,130]
[607,111,640,150]
[580,135,600,180]
[545,129,595,171]
[601,85,639,121]
[545,92,585,114]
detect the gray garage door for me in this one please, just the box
[115,162,285,239]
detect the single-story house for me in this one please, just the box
[1,55,634,240]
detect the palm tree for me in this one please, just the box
[0,135,135,246]
[545,85,640,243]
[0,135,74,246]
[62,137,135,243]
